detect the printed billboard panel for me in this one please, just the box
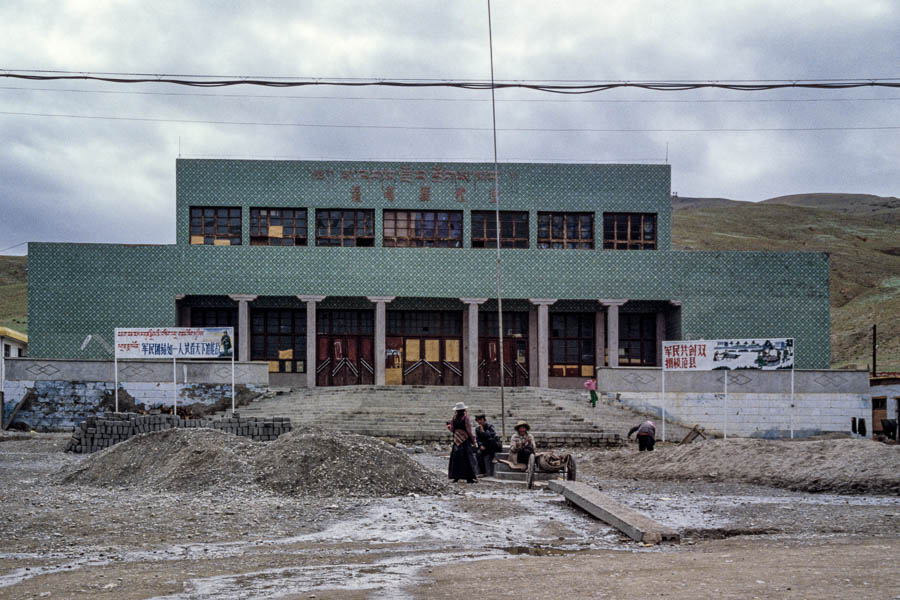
[115,327,234,359]
[663,338,793,371]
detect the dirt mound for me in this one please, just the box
[255,430,446,497]
[589,438,900,495]
[59,428,259,490]
[59,428,446,497]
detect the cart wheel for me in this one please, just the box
[526,453,536,489]
[566,456,577,481]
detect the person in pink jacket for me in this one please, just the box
[584,378,598,408]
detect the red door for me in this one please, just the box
[479,338,528,387]
[316,335,374,386]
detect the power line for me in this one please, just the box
[0,109,896,133]
[2,85,898,105]
[1,71,898,92]
[0,241,28,253]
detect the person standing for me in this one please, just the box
[508,420,536,466]
[627,420,657,451]
[584,377,598,408]
[474,413,501,476]
[447,402,478,483]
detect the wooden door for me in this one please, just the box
[385,337,403,385]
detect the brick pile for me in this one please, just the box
[65,412,292,454]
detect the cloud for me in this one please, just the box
[0,0,897,254]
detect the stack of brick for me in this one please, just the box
[211,416,292,442]
[64,412,292,454]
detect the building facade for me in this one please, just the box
[27,159,831,388]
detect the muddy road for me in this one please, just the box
[0,434,897,599]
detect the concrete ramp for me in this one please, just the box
[549,480,679,545]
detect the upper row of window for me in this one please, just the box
[189,207,657,250]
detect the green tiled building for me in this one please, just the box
[28,159,830,388]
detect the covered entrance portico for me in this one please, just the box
[175,294,683,389]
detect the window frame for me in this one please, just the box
[189,207,242,246]
[387,311,462,336]
[471,211,529,248]
[548,312,595,377]
[250,308,307,373]
[537,212,594,249]
[618,313,657,366]
[382,210,463,248]
[249,208,308,246]
[603,213,657,250]
[315,209,375,247]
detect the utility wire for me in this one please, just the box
[1,85,898,104]
[0,241,28,253]
[0,110,896,132]
[1,71,898,92]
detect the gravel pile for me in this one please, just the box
[590,437,900,495]
[255,430,447,497]
[59,427,446,497]
[59,428,259,490]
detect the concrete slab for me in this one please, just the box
[549,480,680,545]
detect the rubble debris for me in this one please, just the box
[592,438,900,495]
[64,412,293,453]
[59,427,447,498]
[589,437,900,495]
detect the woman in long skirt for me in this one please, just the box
[447,402,478,483]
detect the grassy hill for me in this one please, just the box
[673,194,899,372]
[0,255,27,334]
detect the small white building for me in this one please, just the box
[1,327,28,395]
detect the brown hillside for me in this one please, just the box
[0,255,27,334]
[672,201,899,371]
[763,193,899,225]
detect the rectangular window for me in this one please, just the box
[387,311,462,336]
[603,213,657,250]
[478,311,529,337]
[3,344,9,358]
[251,309,307,373]
[249,208,308,246]
[471,211,529,248]
[383,210,463,247]
[318,310,374,335]
[619,313,657,366]
[549,313,595,377]
[315,209,375,246]
[537,212,594,249]
[189,207,242,245]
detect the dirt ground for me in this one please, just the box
[1,433,898,599]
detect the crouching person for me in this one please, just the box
[509,420,536,466]
[628,420,656,451]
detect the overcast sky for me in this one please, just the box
[1,0,897,255]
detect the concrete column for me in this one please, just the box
[366,296,396,386]
[595,310,606,370]
[529,299,557,388]
[460,298,488,388]
[599,299,628,368]
[228,294,258,362]
[297,295,326,388]
[528,311,538,386]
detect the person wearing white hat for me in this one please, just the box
[447,402,478,483]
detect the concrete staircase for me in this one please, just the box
[218,386,692,447]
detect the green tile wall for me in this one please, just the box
[27,159,829,367]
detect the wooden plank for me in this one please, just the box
[549,480,680,545]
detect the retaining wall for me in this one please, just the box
[2,358,268,430]
[595,367,871,439]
